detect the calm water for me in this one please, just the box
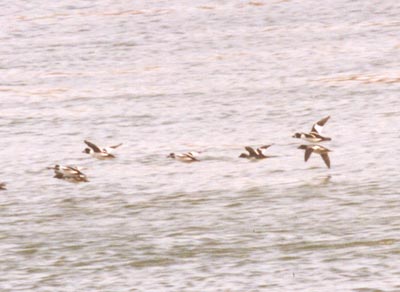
[1,0,400,291]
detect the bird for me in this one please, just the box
[167,152,200,162]
[83,140,122,159]
[239,145,273,159]
[48,164,89,182]
[297,144,332,168]
[0,182,6,190]
[292,116,331,143]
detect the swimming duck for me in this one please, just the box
[49,164,89,182]
[298,144,332,168]
[292,116,331,143]
[0,182,6,190]
[83,140,122,159]
[167,152,200,162]
[239,145,273,159]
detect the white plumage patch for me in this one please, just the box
[313,124,324,134]
[311,116,330,134]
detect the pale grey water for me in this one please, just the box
[1,0,400,291]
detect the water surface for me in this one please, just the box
[1,0,400,291]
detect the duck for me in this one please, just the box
[0,182,6,190]
[239,145,273,159]
[167,152,200,162]
[83,140,122,159]
[298,144,332,168]
[292,116,331,143]
[48,164,89,182]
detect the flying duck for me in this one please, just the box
[167,152,200,162]
[298,144,332,168]
[0,182,6,190]
[292,116,331,143]
[49,164,89,182]
[239,145,273,159]
[83,140,122,159]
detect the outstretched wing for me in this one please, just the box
[245,146,258,157]
[311,116,330,134]
[179,152,198,161]
[186,153,199,161]
[68,166,85,175]
[304,148,313,162]
[321,153,331,168]
[257,145,272,156]
[61,166,81,176]
[84,140,102,153]
[109,143,123,149]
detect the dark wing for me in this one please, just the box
[321,153,331,168]
[257,144,272,156]
[68,166,84,175]
[245,146,258,157]
[304,148,313,162]
[84,140,102,152]
[311,116,330,134]
[59,166,80,177]
[66,166,89,180]
[187,153,199,161]
[259,144,272,150]
[183,153,198,161]
[109,143,123,149]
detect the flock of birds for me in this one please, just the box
[293,115,332,168]
[0,116,333,188]
[166,115,333,166]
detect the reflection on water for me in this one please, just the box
[1,0,400,291]
[299,174,333,187]
[320,175,332,185]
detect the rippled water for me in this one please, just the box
[1,1,400,291]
